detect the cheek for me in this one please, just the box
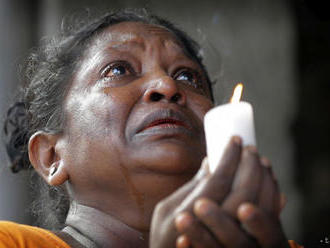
[65,90,131,139]
[62,91,132,184]
[187,93,214,122]
[67,93,111,136]
[63,86,141,166]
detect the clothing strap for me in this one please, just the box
[61,226,99,248]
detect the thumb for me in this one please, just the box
[193,157,210,180]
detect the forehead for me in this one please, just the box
[88,21,187,54]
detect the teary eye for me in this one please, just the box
[109,65,126,76]
[176,71,193,81]
[101,61,133,79]
[174,69,200,88]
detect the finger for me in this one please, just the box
[194,157,210,180]
[177,136,242,213]
[213,136,242,182]
[176,234,190,248]
[194,198,258,248]
[258,161,280,216]
[238,203,289,248]
[222,146,263,218]
[260,157,284,216]
[175,211,220,248]
[232,146,263,194]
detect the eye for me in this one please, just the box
[174,69,201,88]
[101,61,134,79]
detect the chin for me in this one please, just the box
[133,140,205,174]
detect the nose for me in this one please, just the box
[142,76,186,105]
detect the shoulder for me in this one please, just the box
[0,221,70,248]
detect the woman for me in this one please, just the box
[1,9,301,248]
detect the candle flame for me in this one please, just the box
[230,83,243,103]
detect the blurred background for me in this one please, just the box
[0,0,329,246]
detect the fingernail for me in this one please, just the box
[175,212,193,231]
[176,234,190,248]
[260,157,271,168]
[237,202,255,221]
[232,136,242,146]
[194,198,212,216]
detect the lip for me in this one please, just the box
[132,108,193,138]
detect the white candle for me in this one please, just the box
[204,84,257,173]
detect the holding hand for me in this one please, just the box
[150,136,288,248]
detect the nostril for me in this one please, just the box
[150,92,163,102]
[170,93,181,103]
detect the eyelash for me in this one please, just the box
[99,62,203,90]
[100,61,135,80]
[173,68,203,89]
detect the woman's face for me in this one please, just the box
[60,21,213,228]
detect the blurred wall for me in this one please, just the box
[0,0,36,224]
[293,1,330,246]
[0,0,303,243]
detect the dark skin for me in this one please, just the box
[28,22,288,247]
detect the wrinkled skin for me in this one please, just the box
[29,21,288,247]
[62,21,213,233]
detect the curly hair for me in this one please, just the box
[3,8,214,229]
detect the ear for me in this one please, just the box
[28,131,69,186]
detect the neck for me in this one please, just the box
[65,202,149,248]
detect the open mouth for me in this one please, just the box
[133,108,193,137]
[140,118,187,132]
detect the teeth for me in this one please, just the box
[155,119,177,124]
[146,119,181,129]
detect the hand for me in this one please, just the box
[221,146,281,219]
[150,136,243,248]
[150,137,287,248]
[175,144,288,247]
[175,198,289,248]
